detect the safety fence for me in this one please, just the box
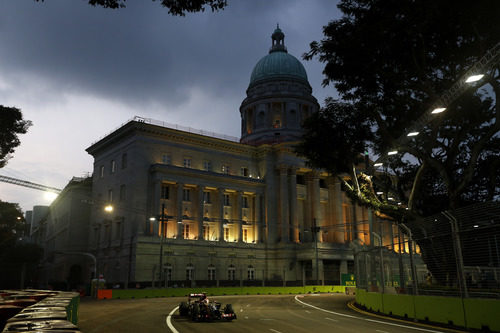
[354,201,500,298]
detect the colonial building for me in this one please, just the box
[85,27,394,288]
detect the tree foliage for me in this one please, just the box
[302,0,499,217]
[0,105,32,168]
[35,0,228,15]
[0,201,26,250]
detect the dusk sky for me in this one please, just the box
[0,0,341,213]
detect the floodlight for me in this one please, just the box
[465,74,484,83]
[431,107,446,114]
[407,132,419,137]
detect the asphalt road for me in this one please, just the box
[78,294,454,333]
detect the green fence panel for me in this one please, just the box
[464,298,500,332]
[382,293,414,318]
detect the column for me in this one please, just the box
[254,194,261,243]
[176,182,183,239]
[265,155,277,244]
[333,178,345,243]
[279,165,289,242]
[149,179,162,236]
[237,191,243,243]
[197,186,204,240]
[289,168,298,242]
[218,188,225,242]
[312,172,321,241]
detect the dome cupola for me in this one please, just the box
[240,26,319,146]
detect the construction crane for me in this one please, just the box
[0,175,62,194]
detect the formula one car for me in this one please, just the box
[178,293,237,322]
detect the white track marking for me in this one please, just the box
[270,329,282,333]
[325,317,338,322]
[294,295,445,333]
[166,306,179,333]
[376,330,389,333]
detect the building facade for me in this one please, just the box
[85,27,395,288]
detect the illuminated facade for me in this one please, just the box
[85,27,395,287]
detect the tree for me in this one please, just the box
[301,0,499,218]
[0,105,32,168]
[0,201,26,250]
[34,0,228,16]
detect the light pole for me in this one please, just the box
[312,218,320,285]
[372,232,385,293]
[158,203,166,288]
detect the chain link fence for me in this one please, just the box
[354,201,500,298]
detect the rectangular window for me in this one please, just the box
[104,224,111,244]
[224,227,229,241]
[161,185,169,200]
[203,191,211,204]
[203,160,212,172]
[243,229,248,243]
[121,153,127,169]
[248,267,255,280]
[240,167,249,177]
[183,158,191,168]
[100,165,105,178]
[224,194,231,206]
[208,267,216,281]
[203,225,210,240]
[119,185,126,201]
[162,154,171,165]
[115,221,121,239]
[186,267,194,280]
[183,188,191,202]
[221,164,230,175]
[183,224,190,239]
[108,189,113,202]
[228,267,235,280]
[242,196,249,208]
[111,160,116,174]
[165,266,172,282]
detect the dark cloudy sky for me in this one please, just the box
[0,0,341,212]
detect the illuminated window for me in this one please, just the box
[183,224,190,239]
[221,164,230,175]
[203,225,210,240]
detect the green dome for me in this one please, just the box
[249,51,309,86]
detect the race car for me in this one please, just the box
[178,293,237,322]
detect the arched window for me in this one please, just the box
[228,264,236,281]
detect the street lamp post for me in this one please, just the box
[372,232,385,293]
[312,218,320,285]
[158,203,166,288]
